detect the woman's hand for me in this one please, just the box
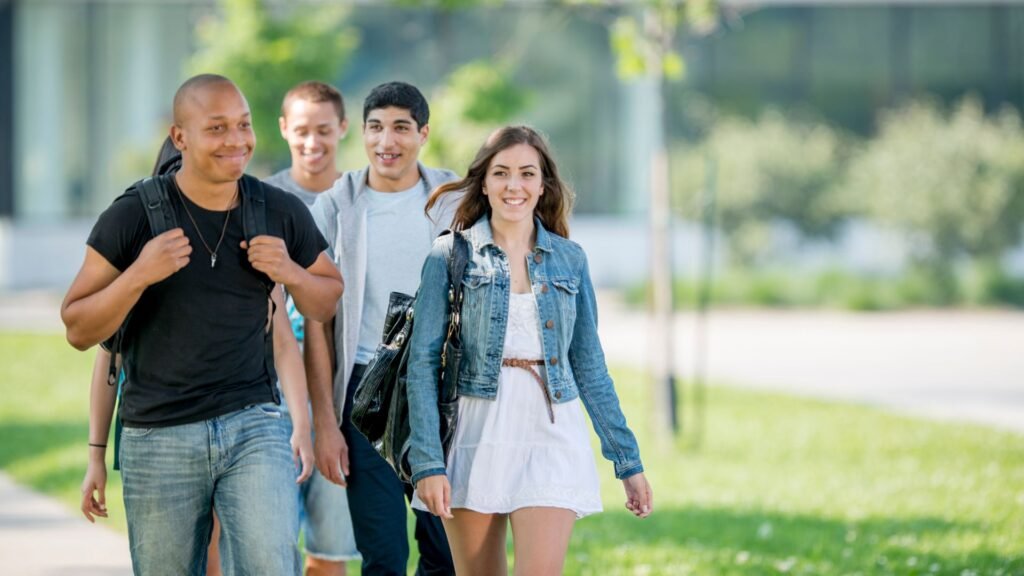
[80,460,109,523]
[623,472,653,518]
[416,474,453,519]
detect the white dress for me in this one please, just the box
[413,292,603,519]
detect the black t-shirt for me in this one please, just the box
[87,177,328,427]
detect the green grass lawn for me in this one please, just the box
[1,333,1022,575]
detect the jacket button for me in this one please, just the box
[534,253,542,264]
[540,283,548,294]
[545,319,554,329]
[554,391,562,399]
[550,356,558,365]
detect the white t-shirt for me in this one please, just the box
[356,180,433,364]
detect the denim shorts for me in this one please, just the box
[280,397,361,561]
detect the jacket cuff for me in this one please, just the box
[614,461,644,480]
[410,466,447,486]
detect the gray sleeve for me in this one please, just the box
[309,191,338,260]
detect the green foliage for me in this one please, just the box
[964,261,1024,308]
[605,0,717,82]
[421,60,532,173]
[392,0,499,7]
[4,335,1023,574]
[673,110,854,265]
[842,97,1024,300]
[187,0,358,169]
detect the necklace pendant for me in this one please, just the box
[210,254,217,268]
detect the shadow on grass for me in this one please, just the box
[569,506,1022,574]
[0,420,90,491]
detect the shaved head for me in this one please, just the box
[172,74,239,126]
[168,73,255,188]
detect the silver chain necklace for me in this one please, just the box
[176,183,238,268]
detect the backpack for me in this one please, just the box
[106,168,274,467]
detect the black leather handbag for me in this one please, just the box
[351,230,470,484]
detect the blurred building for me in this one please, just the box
[1,0,1023,289]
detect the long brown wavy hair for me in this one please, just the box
[425,125,574,238]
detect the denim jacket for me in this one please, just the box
[406,216,644,485]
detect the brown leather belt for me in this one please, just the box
[501,358,555,423]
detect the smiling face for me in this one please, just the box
[363,106,428,192]
[172,82,254,184]
[483,143,544,228]
[279,98,347,178]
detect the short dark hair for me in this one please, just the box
[362,82,429,128]
[281,81,345,121]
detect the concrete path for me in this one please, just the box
[0,472,131,575]
[596,298,1024,434]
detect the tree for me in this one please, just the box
[187,0,358,169]
[843,97,1024,303]
[673,110,852,265]
[422,59,532,172]
[602,0,720,438]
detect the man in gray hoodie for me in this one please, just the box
[306,82,459,576]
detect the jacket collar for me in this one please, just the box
[464,215,554,255]
[354,162,441,198]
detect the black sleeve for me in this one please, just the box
[277,191,329,269]
[85,191,150,272]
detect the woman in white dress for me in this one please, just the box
[407,125,652,575]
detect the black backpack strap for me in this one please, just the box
[109,174,180,464]
[135,176,178,237]
[240,174,268,242]
[239,174,279,402]
[104,176,178,387]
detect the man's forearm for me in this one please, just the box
[305,318,338,430]
[287,270,342,323]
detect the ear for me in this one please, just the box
[338,118,349,141]
[169,125,186,151]
[419,123,430,144]
[278,116,288,140]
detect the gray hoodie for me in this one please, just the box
[309,163,463,420]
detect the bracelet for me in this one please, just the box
[88,443,107,448]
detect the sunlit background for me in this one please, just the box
[1,1,1022,575]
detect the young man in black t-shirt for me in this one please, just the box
[61,74,343,575]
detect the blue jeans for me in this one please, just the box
[343,364,454,576]
[120,403,300,576]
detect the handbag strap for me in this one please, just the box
[441,230,470,367]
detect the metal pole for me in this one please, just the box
[650,142,678,436]
[692,149,717,447]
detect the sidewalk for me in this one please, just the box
[0,472,131,575]
[596,295,1024,434]
[0,293,129,573]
